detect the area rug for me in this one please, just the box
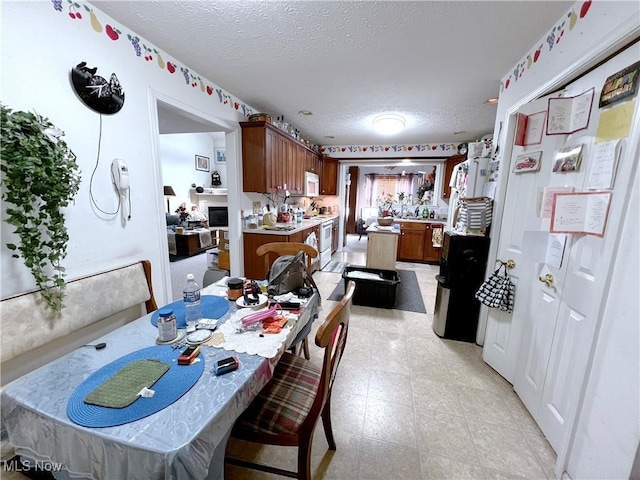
[323,261,348,273]
[327,269,427,313]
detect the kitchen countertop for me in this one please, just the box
[243,214,338,235]
[392,218,447,224]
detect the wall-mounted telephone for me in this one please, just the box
[110,158,131,220]
[111,159,129,194]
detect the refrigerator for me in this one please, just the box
[446,148,491,232]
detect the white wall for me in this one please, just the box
[1,2,253,304]
[159,132,227,213]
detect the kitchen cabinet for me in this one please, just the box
[423,223,445,263]
[321,157,338,196]
[243,225,320,279]
[241,121,312,195]
[397,221,426,261]
[305,149,322,176]
[442,154,466,199]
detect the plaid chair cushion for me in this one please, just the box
[236,352,320,435]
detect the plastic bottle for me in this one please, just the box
[183,274,202,329]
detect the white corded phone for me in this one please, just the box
[111,159,130,220]
[111,159,129,194]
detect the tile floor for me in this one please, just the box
[225,235,557,479]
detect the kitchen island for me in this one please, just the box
[365,224,400,270]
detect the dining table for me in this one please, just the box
[0,281,320,480]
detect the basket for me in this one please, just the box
[248,113,272,123]
[377,217,394,226]
[342,266,400,308]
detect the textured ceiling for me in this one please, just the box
[92,1,573,146]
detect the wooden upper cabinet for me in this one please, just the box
[442,154,466,199]
[321,157,338,196]
[241,121,314,194]
[305,149,322,176]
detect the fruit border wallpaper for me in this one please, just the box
[52,0,255,117]
[500,1,593,93]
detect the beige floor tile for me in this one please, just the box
[363,397,417,448]
[358,437,422,480]
[412,378,464,417]
[453,384,518,428]
[467,419,547,478]
[524,431,557,479]
[367,369,414,407]
[419,451,485,479]
[311,429,362,480]
[414,409,480,465]
[329,389,368,435]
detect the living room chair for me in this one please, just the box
[256,242,319,359]
[225,280,356,480]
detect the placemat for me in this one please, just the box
[84,359,170,408]
[67,345,204,427]
[150,295,229,328]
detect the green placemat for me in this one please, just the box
[84,359,170,408]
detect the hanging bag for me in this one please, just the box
[475,264,515,313]
[267,251,319,297]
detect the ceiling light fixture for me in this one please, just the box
[373,114,405,135]
[484,98,499,105]
[298,110,313,116]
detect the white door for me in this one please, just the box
[484,44,640,453]
[482,93,563,383]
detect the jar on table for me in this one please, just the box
[227,278,244,301]
[157,308,177,342]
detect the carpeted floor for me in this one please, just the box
[328,269,427,313]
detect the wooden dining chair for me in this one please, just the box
[256,242,319,359]
[225,280,355,480]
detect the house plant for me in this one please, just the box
[376,193,395,225]
[0,105,81,312]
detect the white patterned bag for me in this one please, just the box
[475,264,515,313]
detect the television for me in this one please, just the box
[208,206,229,227]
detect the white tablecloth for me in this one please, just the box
[1,286,319,480]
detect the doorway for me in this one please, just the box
[149,92,239,303]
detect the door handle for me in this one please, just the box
[538,273,554,287]
[497,259,516,269]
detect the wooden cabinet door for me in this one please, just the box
[442,154,466,199]
[241,122,269,193]
[243,233,289,279]
[397,222,425,261]
[291,144,305,195]
[321,157,338,195]
[422,223,444,263]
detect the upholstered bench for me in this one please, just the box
[0,260,157,387]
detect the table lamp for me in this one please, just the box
[163,185,176,213]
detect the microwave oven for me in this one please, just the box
[304,171,320,197]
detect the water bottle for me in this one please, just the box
[183,274,202,329]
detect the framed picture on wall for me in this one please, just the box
[195,155,209,172]
[215,148,226,164]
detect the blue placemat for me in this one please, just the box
[150,295,229,328]
[67,345,204,428]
